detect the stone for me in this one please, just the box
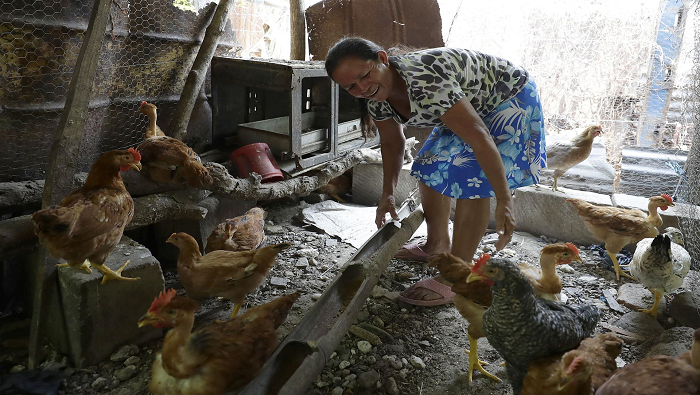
[115,365,137,381]
[331,387,344,395]
[558,264,575,274]
[295,257,309,268]
[357,341,372,354]
[270,277,289,287]
[46,237,163,368]
[617,283,666,314]
[339,360,351,369]
[384,355,403,369]
[418,340,431,347]
[353,162,417,206]
[326,238,338,246]
[91,377,108,390]
[110,345,139,362]
[409,355,426,369]
[643,327,695,358]
[10,365,25,373]
[578,275,598,283]
[124,356,140,366]
[296,248,319,258]
[669,291,700,328]
[311,293,322,301]
[358,369,381,389]
[266,225,285,234]
[612,312,664,341]
[386,377,400,395]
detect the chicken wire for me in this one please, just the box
[676,1,700,269]
[0,0,249,183]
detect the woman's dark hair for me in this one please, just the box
[325,37,386,138]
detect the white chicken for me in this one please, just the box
[630,227,691,319]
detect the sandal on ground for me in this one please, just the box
[398,277,455,306]
[394,238,429,262]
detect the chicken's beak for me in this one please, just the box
[130,161,142,171]
[466,272,486,283]
[570,255,583,264]
[165,233,176,244]
[137,312,160,328]
[557,375,573,390]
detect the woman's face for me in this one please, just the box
[331,51,392,101]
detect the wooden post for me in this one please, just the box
[28,0,113,368]
[290,0,305,60]
[170,0,233,141]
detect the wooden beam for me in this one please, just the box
[28,0,113,368]
[289,0,305,60]
[170,0,233,140]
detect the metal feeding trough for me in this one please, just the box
[236,200,424,395]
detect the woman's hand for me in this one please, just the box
[375,194,399,228]
[494,198,515,250]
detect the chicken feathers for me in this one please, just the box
[205,207,266,253]
[545,125,602,191]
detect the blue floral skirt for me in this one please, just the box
[411,80,546,199]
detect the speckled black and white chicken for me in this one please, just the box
[467,254,600,395]
[629,227,691,319]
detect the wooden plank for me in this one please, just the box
[289,0,305,60]
[28,0,113,368]
[170,0,233,140]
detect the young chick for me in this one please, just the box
[546,125,602,191]
[567,194,674,281]
[467,254,600,395]
[519,242,582,301]
[597,328,700,394]
[167,232,290,317]
[522,333,623,395]
[138,289,300,395]
[205,207,266,254]
[630,229,691,319]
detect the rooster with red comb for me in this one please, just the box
[466,254,599,395]
[32,148,142,284]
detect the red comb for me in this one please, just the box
[661,194,673,203]
[470,253,491,273]
[128,147,141,162]
[565,242,579,255]
[148,289,176,313]
[566,355,585,375]
[140,101,147,106]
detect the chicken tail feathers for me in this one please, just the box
[249,243,291,271]
[179,159,213,189]
[651,234,672,257]
[574,303,600,336]
[242,291,301,329]
[31,205,84,237]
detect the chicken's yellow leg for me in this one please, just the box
[57,260,92,274]
[552,176,559,192]
[465,334,501,382]
[96,260,140,285]
[639,289,663,319]
[230,303,241,317]
[606,250,635,281]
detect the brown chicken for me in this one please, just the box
[545,125,602,191]
[597,328,700,394]
[522,333,623,395]
[139,101,166,138]
[567,194,674,281]
[429,246,578,382]
[314,174,351,202]
[137,102,212,189]
[167,232,290,317]
[205,207,266,254]
[518,243,582,301]
[138,289,300,395]
[31,149,142,284]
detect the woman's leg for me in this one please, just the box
[452,197,491,262]
[419,181,452,256]
[400,182,452,302]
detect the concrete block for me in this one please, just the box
[509,185,611,245]
[47,236,164,367]
[353,162,417,206]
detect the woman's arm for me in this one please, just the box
[439,97,515,250]
[374,118,406,228]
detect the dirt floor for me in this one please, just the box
[1,197,698,395]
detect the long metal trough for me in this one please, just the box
[236,203,424,395]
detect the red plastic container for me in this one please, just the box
[230,142,284,183]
